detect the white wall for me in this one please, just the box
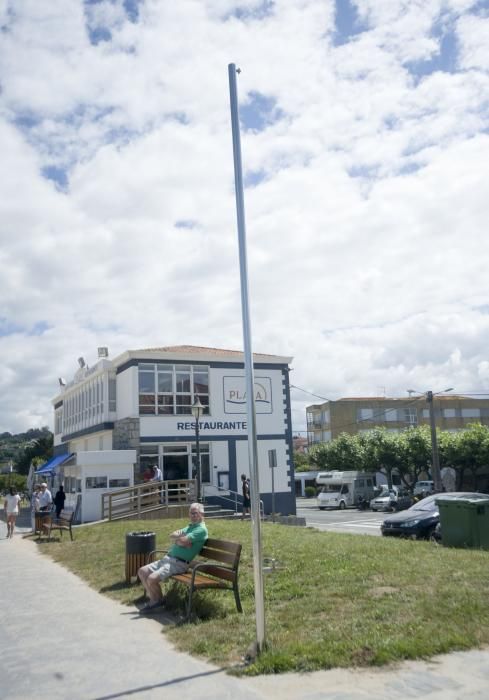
[116,366,138,418]
[63,450,136,523]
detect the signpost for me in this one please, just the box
[268,449,277,522]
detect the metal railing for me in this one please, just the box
[204,484,264,519]
[101,479,197,521]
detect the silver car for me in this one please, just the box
[370,487,413,512]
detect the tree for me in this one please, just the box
[359,429,403,489]
[14,431,53,474]
[438,430,463,488]
[293,451,311,472]
[455,423,489,491]
[309,432,364,472]
[398,426,432,484]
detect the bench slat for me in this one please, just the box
[197,549,238,567]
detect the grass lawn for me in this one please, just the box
[36,518,489,675]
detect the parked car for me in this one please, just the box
[413,480,434,497]
[370,487,413,512]
[381,492,487,540]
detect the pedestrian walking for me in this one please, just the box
[54,485,66,518]
[4,487,21,538]
[241,474,251,519]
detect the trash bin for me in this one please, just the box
[474,500,489,551]
[125,531,156,582]
[437,498,489,549]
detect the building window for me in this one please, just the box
[404,408,418,426]
[85,476,107,489]
[138,363,210,416]
[461,408,480,418]
[384,409,398,422]
[443,408,456,418]
[55,408,63,435]
[358,408,374,421]
[109,478,130,488]
[108,378,116,411]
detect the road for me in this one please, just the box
[296,498,390,536]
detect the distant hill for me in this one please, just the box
[0,427,53,474]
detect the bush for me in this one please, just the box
[304,486,316,499]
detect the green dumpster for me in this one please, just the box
[474,500,489,551]
[437,497,489,549]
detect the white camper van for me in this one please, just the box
[316,471,375,510]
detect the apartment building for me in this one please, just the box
[306,395,489,446]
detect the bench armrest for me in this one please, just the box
[148,549,168,563]
[189,562,234,583]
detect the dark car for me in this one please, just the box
[380,492,487,540]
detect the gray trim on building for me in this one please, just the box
[139,433,287,443]
[61,422,115,442]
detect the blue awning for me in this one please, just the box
[35,453,74,475]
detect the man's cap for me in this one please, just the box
[41,482,48,487]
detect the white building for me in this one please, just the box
[51,345,296,518]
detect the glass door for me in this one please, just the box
[162,446,190,480]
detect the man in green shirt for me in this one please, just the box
[138,502,208,613]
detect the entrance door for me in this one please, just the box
[162,454,189,481]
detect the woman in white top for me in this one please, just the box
[4,487,22,538]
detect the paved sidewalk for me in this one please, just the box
[1,518,489,699]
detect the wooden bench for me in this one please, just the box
[42,509,75,541]
[148,538,243,620]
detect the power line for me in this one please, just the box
[290,384,332,403]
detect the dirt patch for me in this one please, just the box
[369,586,399,598]
[351,645,376,664]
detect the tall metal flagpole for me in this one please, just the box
[228,62,266,653]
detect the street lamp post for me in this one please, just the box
[191,396,204,502]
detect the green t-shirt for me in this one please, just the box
[169,521,208,562]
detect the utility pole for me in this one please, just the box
[426,391,443,492]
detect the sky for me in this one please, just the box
[1,0,489,437]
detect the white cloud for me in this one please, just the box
[0,0,488,435]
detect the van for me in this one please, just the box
[413,480,434,497]
[316,471,375,509]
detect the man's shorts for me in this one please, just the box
[147,554,189,581]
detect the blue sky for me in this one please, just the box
[0,0,488,433]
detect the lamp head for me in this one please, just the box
[191,396,204,419]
